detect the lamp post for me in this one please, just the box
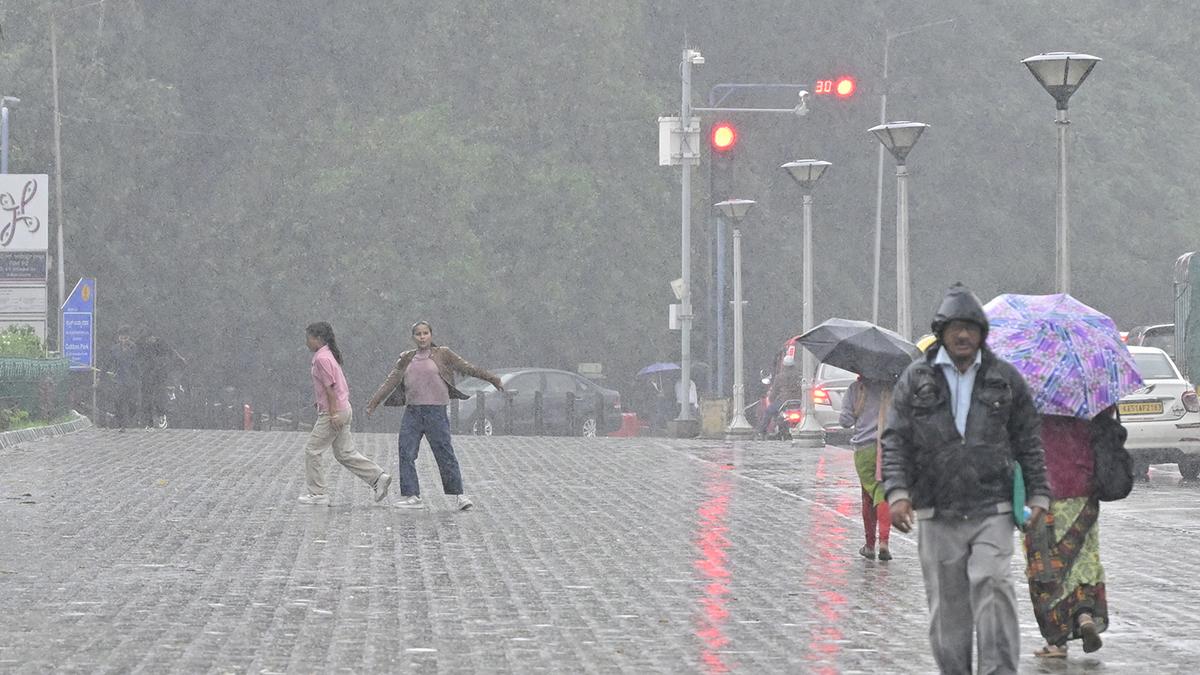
[0,96,18,173]
[871,19,955,325]
[1022,52,1101,294]
[869,122,929,341]
[713,198,756,439]
[780,160,831,448]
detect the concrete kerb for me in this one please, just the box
[0,411,93,450]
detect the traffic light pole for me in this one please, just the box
[697,83,812,413]
[676,50,698,434]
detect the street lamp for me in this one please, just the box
[0,96,18,174]
[871,19,955,326]
[1022,51,1101,294]
[780,160,831,448]
[713,198,756,439]
[870,121,928,342]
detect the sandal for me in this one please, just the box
[858,545,876,560]
[877,547,893,561]
[1078,615,1103,653]
[1033,644,1068,658]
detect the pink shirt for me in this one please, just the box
[311,345,351,413]
[403,349,451,405]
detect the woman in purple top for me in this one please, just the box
[366,321,503,511]
[298,322,392,506]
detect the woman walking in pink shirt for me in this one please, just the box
[299,322,392,506]
[365,321,502,511]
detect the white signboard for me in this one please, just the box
[0,286,47,314]
[0,174,49,252]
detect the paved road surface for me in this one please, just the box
[2,428,1198,673]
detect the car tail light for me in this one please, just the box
[1184,390,1200,413]
[784,410,804,425]
[813,387,830,406]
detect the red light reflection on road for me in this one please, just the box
[798,454,857,673]
[693,462,734,673]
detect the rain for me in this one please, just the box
[1,1,1199,672]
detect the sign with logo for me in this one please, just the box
[0,174,49,252]
[61,278,95,371]
[0,252,47,282]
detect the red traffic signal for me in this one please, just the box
[814,76,857,99]
[710,122,738,152]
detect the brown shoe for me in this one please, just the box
[1078,615,1103,653]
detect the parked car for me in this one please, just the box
[1126,323,1175,359]
[810,363,858,435]
[1120,346,1200,479]
[455,368,622,437]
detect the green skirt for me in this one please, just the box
[1023,497,1107,646]
[854,444,885,505]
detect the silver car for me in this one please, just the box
[810,363,858,434]
[1120,346,1200,479]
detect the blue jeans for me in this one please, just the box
[398,405,463,496]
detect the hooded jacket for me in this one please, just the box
[880,284,1051,519]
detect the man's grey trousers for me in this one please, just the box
[918,513,1020,674]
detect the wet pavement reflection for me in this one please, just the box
[693,457,733,673]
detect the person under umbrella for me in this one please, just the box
[796,318,920,558]
[984,293,1144,659]
[840,374,895,561]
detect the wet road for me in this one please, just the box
[1,428,1197,673]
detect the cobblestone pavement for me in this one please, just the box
[1,428,1198,673]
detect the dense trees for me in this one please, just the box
[1,1,1196,420]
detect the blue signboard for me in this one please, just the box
[61,278,95,371]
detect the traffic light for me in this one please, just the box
[710,121,738,153]
[813,76,857,99]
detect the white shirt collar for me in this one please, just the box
[933,345,981,370]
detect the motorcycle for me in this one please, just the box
[773,398,807,441]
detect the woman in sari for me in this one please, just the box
[1025,410,1111,658]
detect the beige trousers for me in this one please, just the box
[303,407,384,495]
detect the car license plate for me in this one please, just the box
[1119,401,1164,415]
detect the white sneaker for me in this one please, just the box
[456,495,474,511]
[298,493,330,506]
[373,473,393,502]
[394,495,426,509]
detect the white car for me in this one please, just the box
[1120,346,1200,479]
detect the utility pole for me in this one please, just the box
[51,12,67,344]
[676,47,703,433]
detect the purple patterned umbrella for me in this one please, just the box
[983,293,1143,418]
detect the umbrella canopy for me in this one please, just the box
[984,293,1143,418]
[637,362,680,377]
[796,318,921,379]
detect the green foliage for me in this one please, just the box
[1,0,1198,413]
[0,326,44,358]
[0,407,31,432]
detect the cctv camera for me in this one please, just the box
[795,90,811,117]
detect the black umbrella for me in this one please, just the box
[796,318,921,379]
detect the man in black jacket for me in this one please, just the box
[881,283,1050,675]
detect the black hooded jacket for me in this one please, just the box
[880,285,1051,518]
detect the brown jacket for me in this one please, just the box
[367,346,500,409]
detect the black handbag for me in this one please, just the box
[1090,410,1133,501]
